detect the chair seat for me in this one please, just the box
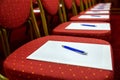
[4,35,113,80]
[52,22,111,41]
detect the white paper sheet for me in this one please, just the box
[85,11,109,14]
[27,40,112,70]
[93,3,111,9]
[78,15,109,19]
[90,7,110,10]
[65,22,110,30]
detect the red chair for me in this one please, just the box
[0,0,40,57]
[34,0,111,41]
[4,35,113,80]
[69,0,110,22]
[52,21,111,41]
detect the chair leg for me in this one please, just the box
[72,0,78,15]
[36,0,49,36]
[88,0,92,8]
[59,0,67,22]
[58,6,65,23]
[1,29,10,57]
[0,30,7,57]
[27,19,34,40]
[80,0,85,11]
[30,2,41,38]
[0,74,8,80]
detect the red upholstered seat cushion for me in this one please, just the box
[4,35,113,80]
[64,0,73,10]
[52,22,111,41]
[0,0,30,29]
[41,0,59,15]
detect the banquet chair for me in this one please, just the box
[0,0,40,57]
[35,0,65,35]
[52,1,111,41]
[33,0,110,41]
[4,35,113,80]
[69,4,111,22]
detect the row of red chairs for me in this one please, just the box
[1,0,112,80]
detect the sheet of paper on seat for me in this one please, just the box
[92,4,111,10]
[65,22,110,30]
[78,15,109,19]
[93,3,111,9]
[27,40,112,71]
[90,7,110,10]
[85,11,109,14]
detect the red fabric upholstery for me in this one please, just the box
[75,0,80,7]
[64,0,73,9]
[32,0,36,3]
[52,22,111,41]
[4,35,113,80]
[41,0,59,15]
[0,0,30,29]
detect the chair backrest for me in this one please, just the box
[32,0,36,3]
[64,0,73,10]
[0,0,40,56]
[41,0,59,15]
[0,0,31,29]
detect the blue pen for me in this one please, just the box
[81,24,96,27]
[91,15,101,17]
[62,45,87,55]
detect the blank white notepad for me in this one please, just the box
[85,11,109,14]
[78,15,109,19]
[65,22,110,30]
[27,40,112,70]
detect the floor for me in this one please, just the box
[0,14,120,80]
